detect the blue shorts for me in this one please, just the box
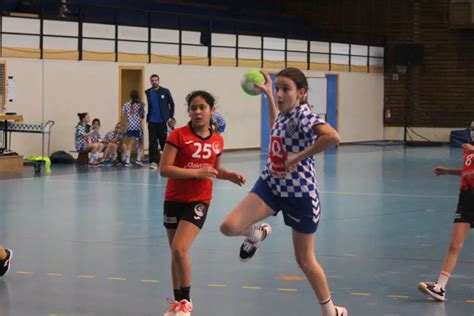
[251,177,321,234]
[125,130,142,138]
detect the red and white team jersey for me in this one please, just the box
[165,123,224,203]
[461,150,474,191]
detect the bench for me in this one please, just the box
[69,150,90,166]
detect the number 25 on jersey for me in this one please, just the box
[192,143,212,159]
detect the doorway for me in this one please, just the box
[119,66,144,118]
[119,66,145,159]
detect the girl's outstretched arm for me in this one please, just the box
[214,156,246,186]
[434,166,462,176]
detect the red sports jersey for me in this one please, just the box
[461,150,474,191]
[164,124,224,203]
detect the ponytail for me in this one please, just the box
[77,112,88,124]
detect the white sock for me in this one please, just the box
[437,271,450,289]
[136,147,142,161]
[125,150,131,164]
[320,297,335,316]
[89,153,98,163]
[248,225,263,243]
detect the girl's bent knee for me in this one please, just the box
[220,221,239,236]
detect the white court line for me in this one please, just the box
[321,190,457,199]
[35,178,248,190]
[35,178,457,198]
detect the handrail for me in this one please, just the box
[1,0,384,43]
[0,0,385,71]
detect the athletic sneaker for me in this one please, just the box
[163,299,181,316]
[175,299,193,316]
[149,162,158,170]
[135,160,144,167]
[102,160,113,167]
[239,223,272,262]
[418,282,446,301]
[335,306,348,316]
[0,249,12,277]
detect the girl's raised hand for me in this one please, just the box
[254,70,273,96]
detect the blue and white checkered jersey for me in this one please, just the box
[123,102,145,131]
[90,130,102,143]
[261,104,325,198]
[104,130,122,143]
[75,124,86,151]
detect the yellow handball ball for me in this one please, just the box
[240,69,265,96]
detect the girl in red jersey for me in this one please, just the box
[160,90,245,316]
[418,143,474,301]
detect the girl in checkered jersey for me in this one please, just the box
[220,68,347,316]
[102,122,125,164]
[121,90,145,166]
[89,118,106,164]
[75,113,104,165]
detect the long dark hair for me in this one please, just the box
[276,67,309,105]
